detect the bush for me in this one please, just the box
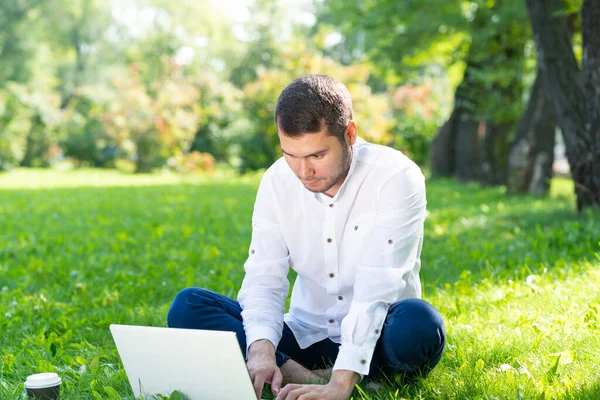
[190,76,243,162]
[101,62,200,173]
[167,151,216,174]
[58,85,115,167]
[0,89,28,170]
[389,79,449,166]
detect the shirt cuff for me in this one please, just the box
[332,343,375,377]
[244,325,281,358]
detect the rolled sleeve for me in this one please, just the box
[333,343,374,377]
[334,165,426,375]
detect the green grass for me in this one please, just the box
[1,169,599,399]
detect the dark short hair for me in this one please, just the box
[275,74,353,143]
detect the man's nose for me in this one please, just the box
[299,159,313,178]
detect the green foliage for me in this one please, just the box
[190,76,244,163]
[0,0,248,173]
[35,0,114,96]
[0,170,599,398]
[388,71,452,165]
[101,62,201,173]
[0,88,29,169]
[228,0,283,88]
[0,0,485,176]
[0,0,45,85]
[147,0,246,79]
[58,86,115,167]
[0,83,62,170]
[317,0,533,131]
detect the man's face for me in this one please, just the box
[278,123,355,197]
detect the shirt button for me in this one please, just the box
[354,225,358,231]
[327,238,333,243]
[375,329,380,334]
[329,203,334,208]
[338,295,343,300]
[360,359,366,365]
[250,249,255,254]
[329,319,334,323]
[388,239,393,244]
[329,273,335,278]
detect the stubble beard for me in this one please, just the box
[303,144,352,194]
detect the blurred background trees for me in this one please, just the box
[0,0,597,210]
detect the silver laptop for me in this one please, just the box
[110,324,264,400]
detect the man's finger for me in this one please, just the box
[276,383,301,400]
[285,386,312,400]
[270,367,283,395]
[253,375,265,400]
[297,394,316,400]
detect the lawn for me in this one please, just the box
[1,169,599,399]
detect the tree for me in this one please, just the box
[430,1,529,185]
[506,71,556,195]
[30,0,115,105]
[0,0,45,86]
[526,0,600,210]
[228,0,284,88]
[317,0,531,186]
[148,0,245,79]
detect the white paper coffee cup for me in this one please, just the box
[24,373,62,400]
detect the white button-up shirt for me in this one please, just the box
[237,137,426,376]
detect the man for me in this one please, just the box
[167,74,445,400]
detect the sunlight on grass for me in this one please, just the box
[0,167,245,190]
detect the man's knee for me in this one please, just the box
[383,298,445,371]
[167,287,215,328]
[389,298,444,333]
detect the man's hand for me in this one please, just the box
[247,339,283,399]
[275,370,359,400]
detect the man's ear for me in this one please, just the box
[346,120,358,146]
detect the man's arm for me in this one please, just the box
[238,170,290,352]
[237,170,290,398]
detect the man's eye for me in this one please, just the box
[313,154,323,159]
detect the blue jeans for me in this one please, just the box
[167,288,445,380]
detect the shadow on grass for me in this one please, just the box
[3,177,598,295]
[422,179,599,291]
[564,381,600,400]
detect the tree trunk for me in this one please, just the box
[581,0,600,208]
[454,114,480,182]
[430,56,482,180]
[481,120,515,186]
[20,114,48,167]
[507,71,556,195]
[526,0,600,210]
[430,107,458,177]
[431,4,525,185]
[135,134,161,173]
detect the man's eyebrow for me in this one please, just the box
[281,148,328,158]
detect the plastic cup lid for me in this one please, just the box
[24,373,62,389]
